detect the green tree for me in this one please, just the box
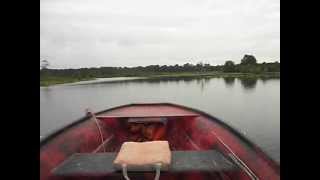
[241,55,257,65]
[223,61,236,72]
[40,60,50,70]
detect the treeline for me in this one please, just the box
[40,63,224,79]
[40,55,280,80]
[223,55,280,73]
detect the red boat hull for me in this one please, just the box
[40,103,279,180]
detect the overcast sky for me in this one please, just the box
[40,0,280,69]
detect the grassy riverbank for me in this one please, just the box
[40,77,95,86]
[40,72,279,86]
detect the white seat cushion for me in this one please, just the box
[113,141,171,171]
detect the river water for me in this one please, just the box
[40,76,280,163]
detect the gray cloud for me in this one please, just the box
[40,0,280,68]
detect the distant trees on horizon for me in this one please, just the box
[40,55,280,80]
[40,60,50,70]
[222,55,279,73]
[241,55,257,65]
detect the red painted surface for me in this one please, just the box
[40,103,280,180]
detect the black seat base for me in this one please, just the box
[53,150,238,177]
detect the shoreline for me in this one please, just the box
[40,72,280,87]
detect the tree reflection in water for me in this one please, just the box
[223,77,235,87]
[239,77,258,90]
[196,77,211,92]
[70,76,278,93]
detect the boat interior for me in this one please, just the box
[40,104,279,180]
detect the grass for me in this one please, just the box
[40,72,280,86]
[40,77,95,86]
